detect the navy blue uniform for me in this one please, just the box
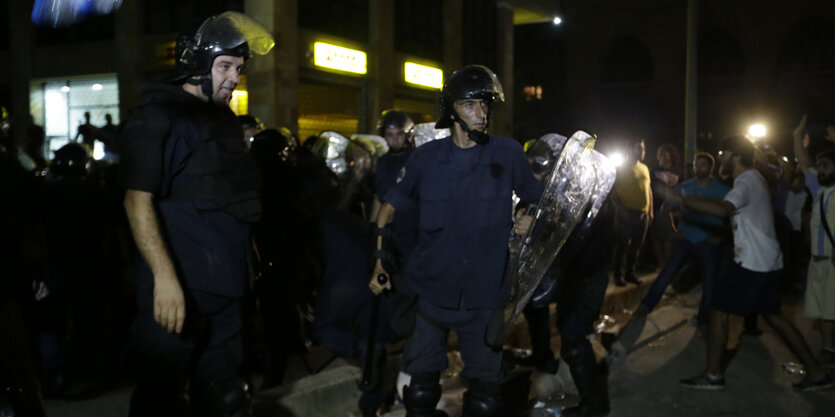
[120,83,257,417]
[384,135,542,382]
[375,148,418,264]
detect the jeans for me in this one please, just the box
[612,209,650,278]
[640,239,723,325]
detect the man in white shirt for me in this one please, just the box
[662,136,833,391]
[807,146,835,371]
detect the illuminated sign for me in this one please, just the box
[313,42,367,75]
[404,62,443,89]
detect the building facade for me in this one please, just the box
[515,0,835,158]
[1,0,559,157]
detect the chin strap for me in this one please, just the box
[185,73,215,100]
[452,114,490,145]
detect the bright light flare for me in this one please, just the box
[60,86,70,93]
[610,151,625,167]
[748,124,766,138]
[93,141,105,160]
[553,17,562,25]
[91,83,103,91]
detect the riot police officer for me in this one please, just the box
[119,12,274,417]
[369,65,543,416]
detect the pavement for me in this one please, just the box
[28,269,835,417]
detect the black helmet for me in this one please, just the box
[376,109,415,137]
[525,134,567,177]
[51,143,90,179]
[251,127,299,164]
[435,65,504,132]
[171,11,275,94]
[238,115,264,131]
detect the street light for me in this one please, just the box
[748,124,766,139]
[553,17,562,25]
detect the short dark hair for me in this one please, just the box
[694,152,715,169]
[718,136,754,167]
[815,145,835,164]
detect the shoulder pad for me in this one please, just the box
[119,105,171,143]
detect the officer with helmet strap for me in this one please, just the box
[369,65,543,416]
[118,11,274,417]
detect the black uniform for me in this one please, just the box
[120,82,260,417]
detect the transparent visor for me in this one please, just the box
[194,11,275,55]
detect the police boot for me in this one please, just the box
[462,382,503,417]
[561,338,610,417]
[403,372,447,417]
[4,385,47,417]
[191,377,251,417]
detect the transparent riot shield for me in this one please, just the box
[487,131,616,347]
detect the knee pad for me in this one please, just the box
[462,389,503,417]
[403,374,442,417]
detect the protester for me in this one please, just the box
[806,145,835,372]
[612,138,652,286]
[665,136,833,391]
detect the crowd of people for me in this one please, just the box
[1,10,834,417]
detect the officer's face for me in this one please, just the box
[211,55,245,106]
[384,126,407,152]
[453,99,489,132]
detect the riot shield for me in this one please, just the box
[413,122,450,148]
[351,134,389,157]
[309,131,372,210]
[487,131,616,347]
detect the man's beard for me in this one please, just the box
[696,172,709,180]
[719,160,734,177]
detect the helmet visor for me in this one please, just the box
[195,11,275,56]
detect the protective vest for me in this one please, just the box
[161,101,262,223]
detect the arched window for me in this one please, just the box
[778,18,835,72]
[602,36,653,83]
[698,27,745,78]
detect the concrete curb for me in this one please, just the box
[252,361,361,417]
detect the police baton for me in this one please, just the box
[361,273,388,388]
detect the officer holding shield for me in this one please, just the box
[369,65,543,416]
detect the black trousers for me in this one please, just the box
[127,274,243,417]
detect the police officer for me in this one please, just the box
[369,65,543,416]
[519,134,614,417]
[119,12,273,417]
[372,109,414,215]
[238,114,264,145]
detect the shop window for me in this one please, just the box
[393,97,436,124]
[298,82,360,141]
[38,76,119,157]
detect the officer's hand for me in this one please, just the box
[154,273,186,334]
[369,259,392,295]
[514,212,534,236]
